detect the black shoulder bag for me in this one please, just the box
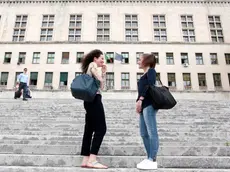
[147,73,177,110]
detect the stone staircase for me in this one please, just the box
[0,98,229,172]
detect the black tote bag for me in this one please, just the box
[71,74,100,102]
[147,73,177,110]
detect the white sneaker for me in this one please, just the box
[137,159,157,170]
[136,159,148,167]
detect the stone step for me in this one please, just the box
[0,135,229,145]
[0,167,230,172]
[0,140,228,146]
[0,113,228,117]
[0,123,229,128]
[0,111,227,116]
[1,122,228,127]
[0,127,228,134]
[1,105,227,109]
[1,102,229,110]
[0,104,228,111]
[0,144,229,156]
[0,124,229,132]
[0,132,229,139]
[0,131,138,137]
[0,130,229,137]
[1,104,229,112]
[0,135,229,143]
[2,119,218,122]
[0,128,228,133]
[0,154,229,168]
[0,98,228,102]
[6,106,226,111]
[1,125,229,131]
[0,122,229,128]
[3,111,225,116]
[1,117,228,123]
[0,112,227,118]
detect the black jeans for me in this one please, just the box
[81,94,107,156]
[18,82,27,99]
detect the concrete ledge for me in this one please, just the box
[0,91,230,100]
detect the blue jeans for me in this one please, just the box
[139,105,159,161]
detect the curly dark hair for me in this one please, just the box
[81,49,103,73]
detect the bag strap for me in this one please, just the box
[157,75,163,86]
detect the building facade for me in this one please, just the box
[0,0,230,91]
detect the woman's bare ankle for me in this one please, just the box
[88,154,97,163]
[81,156,89,165]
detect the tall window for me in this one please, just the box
[136,52,143,64]
[151,52,159,64]
[47,52,55,64]
[167,73,176,87]
[59,72,68,88]
[210,53,218,65]
[69,14,82,41]
[213,73,222,87]
[181,53,189,64]
[40,15,54,41]
[228,73,230,86]
[105,52,114,64]
[15,72,21,85]
[198,73,206,87]
[181,15,195,42]
[18,52,26,64]
[156,73,161,85]
[125,14,138,42]
[61,52,69,64]
[76,52,84,63]
[4,52,12,64]
[32,52,40,64]
[0,72,9,86]
[97,14,110,41]
[121,73,130,89]
[106,72,114,90]
[166,53,174,65]
[183,73,191,89]
[153,15,167,42]
[44,72,53,87]
[137,73,143,82]
[121,52,129,64]
[13,15,27,42]
[196,53,204,65]
[208,16,224,43]
[30,72,38,86]
[225,54,230,64]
